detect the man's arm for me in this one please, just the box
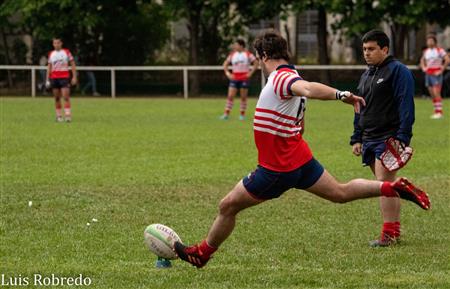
[223,58,232,80]
[392,65,415,146]
[247,60,258,78]
[290,80,365,112]
[70,60,77,85]
[441,53,450,73]
[420,55,427,72]
[45,63,52,88]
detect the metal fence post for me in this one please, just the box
[31,67,36,98]
[183,68,188,99]
[111,69,116,98]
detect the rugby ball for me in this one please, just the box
[144,224,181,259]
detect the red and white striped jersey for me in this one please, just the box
[423,47,446,75]
[226,51,256,81]
[48,49,74,79]
[253,65,313,172]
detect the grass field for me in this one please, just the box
[1,97,449,289]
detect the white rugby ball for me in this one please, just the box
[144,224,182,259]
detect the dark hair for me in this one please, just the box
[253,31,290,61]
[236,39,246,48]
[362,30,389,49]
[52,37,63,42]
[426,34,437,44]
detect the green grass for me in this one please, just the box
[1,97,449,289]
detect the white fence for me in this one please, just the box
[0,65,425,98]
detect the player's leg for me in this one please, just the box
[370,160,401,246]
[428,75,444,118]
[174,180,263,268]
[221,82,238,120]
[305,170,383,203]
[431,82,443,117]
[239,85,248,120]
[207,180,263,247]
[61,82,71,122]
[305,168,429,209]
[52,86,63,122]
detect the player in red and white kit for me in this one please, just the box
[221,39,258,120]
[420,35,450,119]
[46,37,77,122]
[174,31,430,268]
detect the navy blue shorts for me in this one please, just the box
[425,74,443,87]
[242,158,325,200]
[362,140,386,166]
[50,78,70,89]
[229,80,249,89]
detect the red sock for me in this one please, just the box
[199,240,217,257]
[380,182,398,198]
[382,222,401,239]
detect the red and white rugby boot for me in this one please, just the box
[392,177,430,210]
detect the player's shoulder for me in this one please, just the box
[245,50,255,57]
[63,48,72,55]
[437,47,446,54]
[389,59,410,72]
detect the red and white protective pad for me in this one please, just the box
[380,138,413,172]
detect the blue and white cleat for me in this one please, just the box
[219,114,229,120]
[239,115,245,121]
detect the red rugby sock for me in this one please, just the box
[199,240,217,257]
[380,182,398,197]
[382,222,401,239]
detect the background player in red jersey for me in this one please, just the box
[420,34,450,119]
[46,37,77,122]
[221,39,258,120]
[174,31,430,269]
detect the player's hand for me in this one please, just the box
[392,139,405,151]
[71,77,77,86]
[339,91,366,113]
[246,72,253,78]
[352,143,362,156]
[45,80,51,89]
[225,72,233,80]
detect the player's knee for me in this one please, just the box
[218,196,239,216]
[328,187,349,204]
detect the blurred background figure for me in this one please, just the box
[37,55,48,95]
[46,37,77,122]
[420,34,450,119]
[220,39,258,121]
[82,52,100,96]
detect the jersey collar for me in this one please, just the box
[276,64,296,70]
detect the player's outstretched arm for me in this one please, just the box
[290,80,365,112]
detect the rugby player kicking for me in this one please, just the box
[175,31,430,268]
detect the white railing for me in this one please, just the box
[0,65,424,98]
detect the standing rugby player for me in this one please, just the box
[46,37,77,122]
[174,31,430,268]
[221,39,258,120]
[420,34,450,119]
[351,30,417,247]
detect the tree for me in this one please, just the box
[331,0,450,61]
[0,0,170,65]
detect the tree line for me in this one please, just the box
[1,0,449,66]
